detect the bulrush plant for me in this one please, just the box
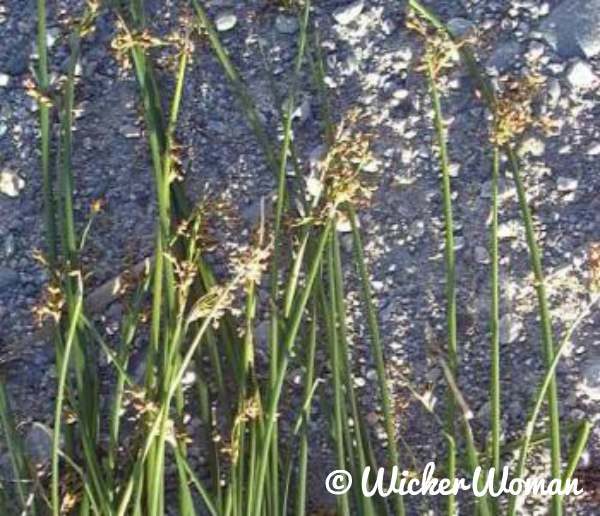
[0,1,597,515]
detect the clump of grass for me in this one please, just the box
[0,1,596,516]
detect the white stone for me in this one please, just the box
[518,136,545,157]
[215,11,237,32]
[0,73,9,87]
[499,315,523,344]
[46,27,60,48]
[0,170,25,197]
[526,40,546,61]
[557,176,578,192]
[586,142,600,155]
[565,60,598,89]
[333,0,364,25]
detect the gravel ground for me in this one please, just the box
[0,0,599,513]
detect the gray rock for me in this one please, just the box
[333,1,364,25]
[215,11,237,32]
[25,425,52,466]
[0,170,25,197]
[539,0,600,58]
[0,267,19,288]
[119,124,141,139]
[486,40,521,74]
[447,18,476,39]
[275,15,298,35]
[3,233,15,258]
[565,60,598,89]
[581,359,600,400]
[4,37,29,76]
[499,315,523,344]
[474,246,490,265]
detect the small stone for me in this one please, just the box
[454,236,465,251]
[581,359,600,400]
[25,425,52,466]
[408,219,425,239]
[353,376,366,388]
[0,73,9,87]
[499,315,523,344]
[215,11,237,32]
[586,142,600,156]
[518,136,545,157]
[557,176,578,192]
[305,176,322,199]
[275,15,298,34]
[526,40,546,61]
[486,40,521,74]
[565,60,598,89]
[333,0,364,25]
[366,412,379,425]
[0,170,25,197]
[3,233,15,258]
[119,124,141,139]
[335,212,356,233]
[293,97,311,123]
[46,27,60,48]
[546,78,561,108]
[447,17,476,39]
[474,246,490,264]
[0,267,19,289]
[477,401,491,420]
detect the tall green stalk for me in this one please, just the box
[489,147,501,497]
[425,56,457,516]
[36,0,57,266]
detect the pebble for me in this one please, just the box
[275,15,298,35]
[557,176,578,192]
[3,233,15,258]
[474,246,491,265]
[0,170,25,197]
[546,78,561,108]
[499,315,523,344]
[0,73,9,87]
[586,142,600,156]
[215,11,237,32]
[526,40,546,61]
[0,266,19,289]
[518,136,545,157]
[486,40,521,74]
[447,17,476,39]
[119,124,141,139]
[333,0,364,26]
[581,359,600,400]
[565,60,598,89]
[46,27,60,48]
[25,425,52,466]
